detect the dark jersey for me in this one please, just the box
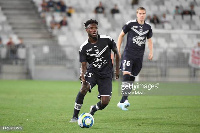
[79,34,117,78]
[122,19,153,58]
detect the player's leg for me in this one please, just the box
[70,81,90,122]
[120,73,135,102]
[89,96,110,115]
[120,71,131,103]
[70,72,96,122]
[117,71,132,110]
[89,77,112,115]
[118,58,142,110]
[117,57,133,110]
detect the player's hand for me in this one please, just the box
[148,53,153,60]
[115,70,120,79]
[79,74,86,82]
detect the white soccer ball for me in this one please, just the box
[78,113,94,128]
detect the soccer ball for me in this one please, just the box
[78,113,94,128]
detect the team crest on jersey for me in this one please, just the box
[131,27,149,36]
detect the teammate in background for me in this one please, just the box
[117,7,153,110]
[70,19,120,122]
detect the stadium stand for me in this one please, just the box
[0,0,200,81]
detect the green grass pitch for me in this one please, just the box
[0,80,200,133]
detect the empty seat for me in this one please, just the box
[45,15,52,27]
[60,26,69,34]
[183,15,191,21]
[181,23,190,30]
[150,5,158,12]
[157,37,168,48]
[114,14,122,20]
[0,47,7,59]
[191,15,199,21]
[171,34,180,41]
[73,30,85,44]
[174,15,182,22]
[17,48,26,59]
[159,5,167,13]
[87,13,96,20]
[169,42,178,48]
[165,14,174,21]
[164,23,172,30]
[155,24,163,29]
[180,34,188,40]
[58,35,67,45]
[194,7,200,15]
[190,24,199,30]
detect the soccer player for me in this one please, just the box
[70,19,120,122]
[117,7,153,110]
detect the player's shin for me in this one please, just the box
[120,74,131,103]
[73,92,85,118]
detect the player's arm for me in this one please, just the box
[147,38,153,60]
[117,30,125,58]
[112,47,120,79]
[80,62,87,82]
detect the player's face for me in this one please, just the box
[86,23,98,38]
[137,10,146,22]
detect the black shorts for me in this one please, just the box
[120,56,143,76]
[85,70,112,97]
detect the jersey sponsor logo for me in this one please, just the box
[86,45,108,57]
[131,26,149,46]
[132,36,146,46]
[86,45,109,68]
[96,45,108,57]
[93,57,107,68]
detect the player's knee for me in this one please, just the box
[101,96,110,105]
[122,74,130,81]
[130,76,135,81]
[80,82,90,95]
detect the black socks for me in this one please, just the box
[73,92,85,118]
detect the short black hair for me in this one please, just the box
[84,19,98,28]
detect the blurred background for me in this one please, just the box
[0,0,199,81]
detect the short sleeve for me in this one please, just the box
[79,47,87,62]
[122,23,131,34]
[147,27,153,39]
[107,37,117,51]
